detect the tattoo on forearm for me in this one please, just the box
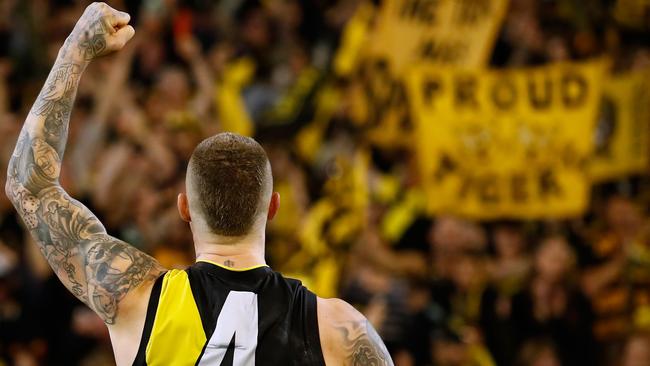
[77,18,109,60]
[336,320,393,366]
[60,7,110,61]
[32,62,81,156]
[5,3,163,324]
[33,63,80,115]
[10,130,61,196]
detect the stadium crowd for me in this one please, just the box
[0,0,649,365]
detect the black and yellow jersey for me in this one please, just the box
[132,260,326,366]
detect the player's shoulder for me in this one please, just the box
[317,297,365,323]
[316,297,394,366]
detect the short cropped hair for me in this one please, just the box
[187,133,271,236]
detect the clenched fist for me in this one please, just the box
[63,2,135,61]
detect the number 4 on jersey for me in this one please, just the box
[197,291,258,366]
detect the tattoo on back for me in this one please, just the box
[336,320,393,366]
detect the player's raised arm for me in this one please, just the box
[4,2,164,325]
[317,297,394,366]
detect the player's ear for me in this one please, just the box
[178,193,191,222]
[267,192,280,221]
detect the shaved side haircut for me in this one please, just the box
[187,133,272,236]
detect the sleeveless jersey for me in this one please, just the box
[132,260,326,366]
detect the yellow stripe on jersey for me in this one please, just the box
[146,270,207,365]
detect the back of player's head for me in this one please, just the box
[187,132,272,236]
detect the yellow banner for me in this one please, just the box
[345,0,509,147]
[408,60,608,219]
[367,0,509,71]
[614,0,650,29]
[590,68,650,181]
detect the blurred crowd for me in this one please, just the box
[0,0,649,365]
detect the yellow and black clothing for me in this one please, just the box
[132,260,325,366]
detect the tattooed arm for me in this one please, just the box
[4,2,164,325]
[318,298,394,366]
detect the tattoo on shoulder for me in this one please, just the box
[85,237,165,324]
[336,320,394,366]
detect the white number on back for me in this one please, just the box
[197,291,258,366]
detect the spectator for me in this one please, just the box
[512,235,596,365]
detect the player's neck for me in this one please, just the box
[193,230,267,270]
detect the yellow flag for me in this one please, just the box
[350,0,510,148]
[614,0,650,29]
[367,0,509,71]
[590,68,650,181]
[333,2,376,76]
[215,58,255,136]
[407,59,608,219]
[295,85,341,163]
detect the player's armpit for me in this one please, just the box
[317,298,394,366]
[85,234,165,324]
[6,178,164,324]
